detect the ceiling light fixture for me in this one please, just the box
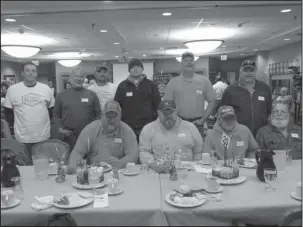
[254,49,259,51]
[284,38,290,41]
[176,56,199,62]
[222,46,227,48]
[58,60,82,67]
[281,9,291,13]
[115,56,119,58]
[100,30,108,33]
[142,54,147,57]
[172,27,236,40]
[184,40,223,54]
[5,18,16,22]
[162,12,172,16]
[1,45,41,58]
[113,42,120,45]
[103,1,113,3]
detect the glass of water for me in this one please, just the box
[264,168,277,192]
[88,165,101,196]
[11,177,24,200]
[32,154,49,180]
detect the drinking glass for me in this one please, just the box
[88,165,101,196]
[11,177,24,200]
[140,156,151,173]
[264,168,277,192]
[32,154,49,180]
[177,168,188,183]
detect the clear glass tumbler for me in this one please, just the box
[264,168,277,192]
[32,154,49,180]
[11,177,24,200]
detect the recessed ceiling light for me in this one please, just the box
[222,46,226,48]
[281,9,292,13]
[115,56,119,58]
[113,42,120,45]
[284,38,290,41]
[5,18,16,22]
[142,54,146,57]
[103,1,113,3]
[81,49,86,51]
[254,49,259,51]
[100,30,108,33]
[162,12,172,16]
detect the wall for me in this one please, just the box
[1,60,22,82]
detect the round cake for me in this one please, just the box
[212,164,239,179]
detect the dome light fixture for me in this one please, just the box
[175,56,199,62]
[1,45,41,58]
[58,60,82,67]
[184,40,223,54]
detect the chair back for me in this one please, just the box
[1,138,31,165]
[32,139,70,164]
[281,208,302,226]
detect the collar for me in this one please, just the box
[268,124,290,138]
[237,78,257,89]
[127,74,146,86]
[157,117,182,132]
[181,73,196,83]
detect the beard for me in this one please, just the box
[271,118,288,129]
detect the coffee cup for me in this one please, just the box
[107,178,119,193]
[206,175,220,191]
[1,189,15,206]
[202,153,211,164]
[296,182,302,199]
[126,162,135,173]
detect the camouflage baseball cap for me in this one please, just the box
[96,65,108,72]
[240,60,256,71]
[103,100,121,114]
[218,105,236,119]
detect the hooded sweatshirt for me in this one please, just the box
[203,121,258,160]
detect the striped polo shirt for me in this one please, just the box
[164,74,216,119]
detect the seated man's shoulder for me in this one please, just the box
[256,124,272,136]
[84,120,101,131]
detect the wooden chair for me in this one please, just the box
[1,138,31,165]
[32,139,70,164]
[280,208,302,226]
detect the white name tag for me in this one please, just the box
[126,92,133,97]
[236,141,244,147]
[258,96,265,101]
[113,138,122,143]
[178,133,186,138]
[196,90,203,95]
[291,133,299,138]
[81,98,89,102]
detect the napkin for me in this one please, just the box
[192,164,212,174]
[31,195,54,211]
[93,193,109,208]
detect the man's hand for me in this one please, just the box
[59,128,73,136]
[107,157,123,169]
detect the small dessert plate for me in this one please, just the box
[217,176,247,185]
[107,188,124,196]
[1,199,21,209]
[72,182,107,190]
[289,192,302,201]
[205,186,224,194]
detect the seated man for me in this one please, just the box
[67,100,139,173]
[139,100,203,173]
[203,106,259,160]
[256,102,301,160]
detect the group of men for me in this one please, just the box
[1,51,301,172]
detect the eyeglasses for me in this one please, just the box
[271,110,289,116]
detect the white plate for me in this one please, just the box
[72,181,107,190]
[165,192,207,208]
[205,186,224,194]
[236,159,257,169]
[290,192,302,201]
[217,176,247,185]
[53,193,94,209]
[48,171,57,176]
[107,188,124,196]
[1,199,21,209]
[123,170,140,176]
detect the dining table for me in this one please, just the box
[1,160,302,226]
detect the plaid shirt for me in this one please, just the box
[256,124,302,160]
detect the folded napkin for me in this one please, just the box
[192,164,212,174]
[31,195,54,211]
[93,193,109,208]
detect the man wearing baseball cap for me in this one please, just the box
[139,99,203,173]
[114,58,161,141]
[221,60,272,136]
[164,51,216,137]
[203,105,259,160]
[68,100,139,173]
[88,65,118,110]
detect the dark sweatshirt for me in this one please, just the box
[114,76,161,132]
[52,88,101,135]
[221,79,272,136]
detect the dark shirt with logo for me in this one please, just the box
[256,124,302,160]
[53,88,101,135]
[114,77,161,137]
[221,79,272,136]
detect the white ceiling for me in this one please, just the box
[1,1,302,62]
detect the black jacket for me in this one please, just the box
[114,77,161,131]
[221,79,272,136]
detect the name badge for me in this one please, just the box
[114,138,122,143]
[81,98,89,102]
[196,90,203,95]
[258,96,265,101]
[291,133,299,138]
[178,133,186,138]
[236,141,244,147]
[126,92,133,97]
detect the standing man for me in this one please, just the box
[88,65,117,110]
[52,67,101,150]
[114,58,161,141]
[164,51,217,137]
[4,62,55,161]
[221,60,272,136]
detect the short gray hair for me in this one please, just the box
[271,101,290,113]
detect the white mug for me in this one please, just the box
[206,175,220,191]
[296,182,302,198]
[202,153,211,164]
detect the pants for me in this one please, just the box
[60,133,79,152]
[23,142,41,165]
